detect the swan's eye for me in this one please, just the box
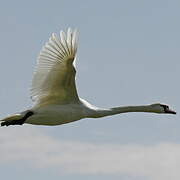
[160,104,169,111]
[165,106,169,111]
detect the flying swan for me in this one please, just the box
[1,28,176,126]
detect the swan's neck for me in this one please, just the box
[90,105,158,118]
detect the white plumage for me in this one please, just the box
[31,28,78,105]
[0,28,176,127]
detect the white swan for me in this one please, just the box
[1,28,176,126]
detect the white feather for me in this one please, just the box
[0,28,176,127]
[31,28,78,105]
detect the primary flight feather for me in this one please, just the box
[31,28,78,105]
[1,28,176,127]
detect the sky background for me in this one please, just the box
[0,0,179,179]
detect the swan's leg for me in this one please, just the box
[1,111,34,127]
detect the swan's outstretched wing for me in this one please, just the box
[31,28,79,106]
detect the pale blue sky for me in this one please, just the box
[0,0,179,179]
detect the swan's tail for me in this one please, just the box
[1,114,25,126]
[1,111,34,127]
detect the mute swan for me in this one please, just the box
[1,28,176,126]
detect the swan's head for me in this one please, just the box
[150,103,176,114]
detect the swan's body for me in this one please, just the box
[1,28,176,127]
